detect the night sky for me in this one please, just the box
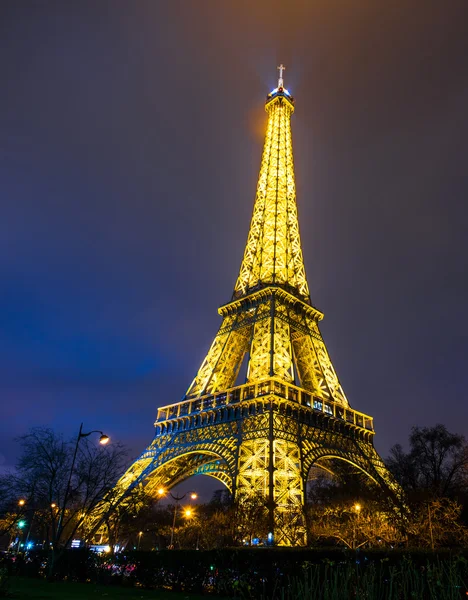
[1,1,468,499]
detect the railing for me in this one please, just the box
[155,379,374,432]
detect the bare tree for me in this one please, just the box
[307,501,402,549]
[387,425,468,500]
[405,498,468,548]
[102,485,157,549]
[231,492,269,545]
[0,427,129,576]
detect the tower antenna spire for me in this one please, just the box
[277,63,285,88]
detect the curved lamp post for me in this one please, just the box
[157,488,197,549]
[56,423,110,543]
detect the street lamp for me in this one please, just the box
[56,423,110,543]
[137,531,143,550]
[157,488,197,549]
[18,499,26,507]
[353,503,362,549]
[15,520,26,554]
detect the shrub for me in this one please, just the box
[0,568,9,598]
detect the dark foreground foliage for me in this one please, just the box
[8,576,211,599]
[2,548,468,599]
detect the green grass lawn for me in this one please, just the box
[8,577,217,600]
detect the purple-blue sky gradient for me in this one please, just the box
[1,1,467,499]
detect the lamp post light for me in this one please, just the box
[16,519,26,554]
[353,503,362,550]
[157,488,197,549]
[137,531,143,550]
[56,423,110,545]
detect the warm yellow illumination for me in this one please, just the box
[18,499,25,506]
[100,69,404,550]
[104,545,111,553]
[51,503,57,509]
[234,88,307,301]
[184,81,349,407]
[99,434,110,445]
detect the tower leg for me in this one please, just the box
[268,407,275,540]
[235,409,306,546]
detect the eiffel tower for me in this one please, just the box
[108,66,400,545]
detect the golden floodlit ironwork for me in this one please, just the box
[95,67,401,546]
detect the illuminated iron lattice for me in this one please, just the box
[95,69,401,546]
